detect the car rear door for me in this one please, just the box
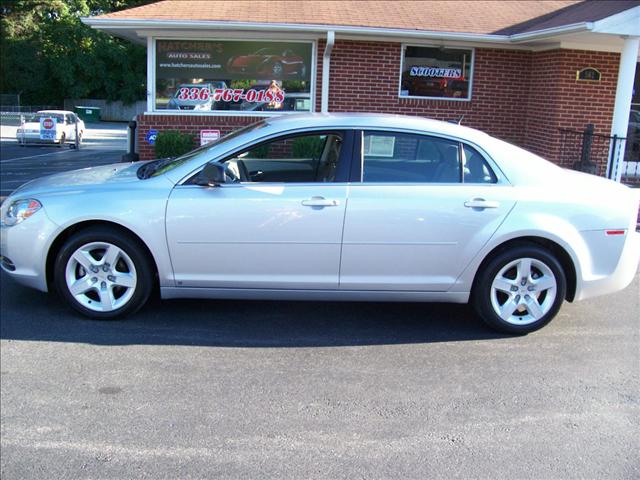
[339,130,516,291]
[165,130,354,289]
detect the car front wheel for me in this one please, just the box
[472,245,566,334]
[54,227,154,319]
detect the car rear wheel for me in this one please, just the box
[472,245,566,334]
[54,227,154,319]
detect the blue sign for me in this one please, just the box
[39,117,57,141]
[146,129,158,145]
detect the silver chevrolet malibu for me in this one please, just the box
[1,113,639,334]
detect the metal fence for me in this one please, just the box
[0,105,60,113]
[558,124,638,186]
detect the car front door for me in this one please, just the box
[339,130,516,291]
[166,130,353,289]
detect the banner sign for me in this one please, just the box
[39,117,57,141]
[155,39,312,112]
[156,40,312,81]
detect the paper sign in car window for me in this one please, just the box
[364,135,395,157]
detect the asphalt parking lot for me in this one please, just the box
[0,123,127,198]
[1,269,638,479]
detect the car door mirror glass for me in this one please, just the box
[195,162,228,186]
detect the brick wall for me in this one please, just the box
[522,49,619,164]
[136,40,620,163]
[326,41,532,146]
[137,114,259,160]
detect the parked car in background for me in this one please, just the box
[227,48,307,78]
[16,110,85,146]
[166,82,228,110]
[1,114,639,334]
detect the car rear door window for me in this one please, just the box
[362,131,461,183]
[462,144,497,183]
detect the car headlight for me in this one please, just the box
[1,199,42,226]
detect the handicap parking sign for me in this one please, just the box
[146,129,158,145]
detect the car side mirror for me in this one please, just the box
[195,163,227,187]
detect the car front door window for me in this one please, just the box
[222,132,345,183]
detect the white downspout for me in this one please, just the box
[321,31,335,114]
[146,36,155,112]
[610,36,639,182]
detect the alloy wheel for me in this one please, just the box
[64,241,137,312]
[489,257,557,326]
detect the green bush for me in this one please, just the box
[154,130,194,159]
[248,144,271,158]
[292,136,325,158]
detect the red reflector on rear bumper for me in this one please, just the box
[605,230,625,236]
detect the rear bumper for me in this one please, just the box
[15,133,61,144]
[575,230,640,301]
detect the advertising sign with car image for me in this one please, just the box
[156,40,313,112]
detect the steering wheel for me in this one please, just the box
[236,159,251,182]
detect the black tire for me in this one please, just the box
[54,226,154,319]
[472,244,566,334]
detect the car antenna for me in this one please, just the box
[446,115,464,125]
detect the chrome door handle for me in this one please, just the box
[301,197,340,207]
[464,198,500,209]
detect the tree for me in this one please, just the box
[0,0,151,106]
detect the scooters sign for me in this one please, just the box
[39,117,57,141]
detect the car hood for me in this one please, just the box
[10,162,145,197]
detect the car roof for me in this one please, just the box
[37,110,74,115]
[265,113,490,144]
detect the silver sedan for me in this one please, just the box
[1,113,639,333]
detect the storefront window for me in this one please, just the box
[400,46,473,100]
[155,40,314,113]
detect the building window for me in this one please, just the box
[155,40,314,113]
[400,45,473,100]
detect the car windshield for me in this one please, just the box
[139,120,269,179]
[28,113,64,122]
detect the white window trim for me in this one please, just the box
[398,43,475,102]
[148,36,317,116]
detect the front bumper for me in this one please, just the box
[0,208,60,292]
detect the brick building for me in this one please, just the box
[84,0,639,177]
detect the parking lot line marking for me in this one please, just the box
[0,150,69,163]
